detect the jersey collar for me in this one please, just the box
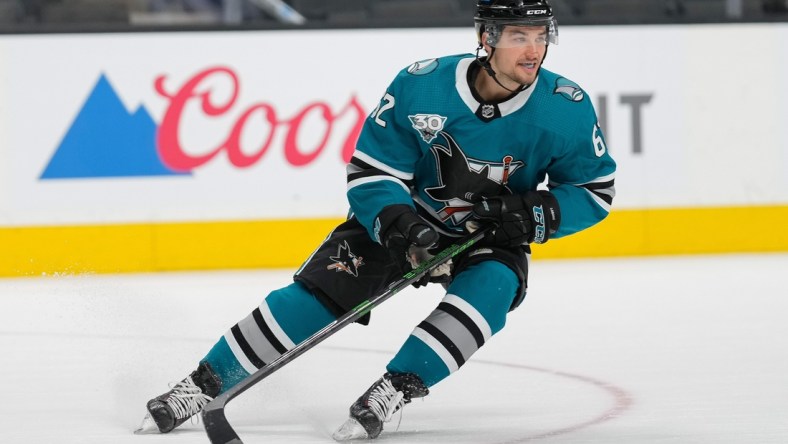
[455,57,538,119]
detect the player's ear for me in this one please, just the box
[481,31,493,53]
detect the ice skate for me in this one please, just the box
[135,362,222,434]
[332,372,428,441]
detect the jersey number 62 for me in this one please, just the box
[371,93,395,128]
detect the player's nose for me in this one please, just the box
[522,42,539,56]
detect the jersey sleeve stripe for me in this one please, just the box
[584,188,613,213]
[347,165,415,188]
[548,172,616,188]
[347,175,411,194]
[583,172,616,184]
[582,181,615,206]
[549,174,616,209]
[581,180,615,191]
[352,150,414,180]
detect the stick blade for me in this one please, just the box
[202,402,242,444]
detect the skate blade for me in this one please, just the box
[332,417,369,441]
[133,413,160,435]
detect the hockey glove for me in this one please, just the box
[375,204,440,287]
[472,191,561,247]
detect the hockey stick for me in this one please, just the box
[202,225,494,444]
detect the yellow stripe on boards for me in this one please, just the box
[0,219,341,277]
[1,205,786,277]
[537,205,788,258]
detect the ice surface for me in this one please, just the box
[1,253,787,443]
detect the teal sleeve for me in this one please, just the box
[346,73,424,242]
[547,102,616,239]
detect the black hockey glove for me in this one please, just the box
[375,204,440,287]
[472,191,561,247]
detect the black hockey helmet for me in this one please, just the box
[474,0,558,48]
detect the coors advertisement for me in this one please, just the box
[42,66,366,180]
[4,29,408,225]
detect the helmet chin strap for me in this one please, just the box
[474,44,527,94]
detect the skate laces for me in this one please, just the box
[166,376,214,420]
[366,378,405,423]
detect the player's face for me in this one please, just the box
[487,26,548,89]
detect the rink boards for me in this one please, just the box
[0,24,787,276]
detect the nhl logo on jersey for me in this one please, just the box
[409,114,447,143]
[481,104,495,119]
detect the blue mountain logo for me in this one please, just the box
[40,74,189,179]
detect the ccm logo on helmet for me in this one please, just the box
[527,9,548,15]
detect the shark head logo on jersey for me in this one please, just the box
[424,131,524,225]
[327,240,364,277]
[409,114,447,143]
[554,77,585,102]
[407,58,439,76]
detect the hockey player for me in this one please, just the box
[136,0,616,439]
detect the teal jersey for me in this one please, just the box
[347,54,616,243]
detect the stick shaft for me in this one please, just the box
[203,227,492,444]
